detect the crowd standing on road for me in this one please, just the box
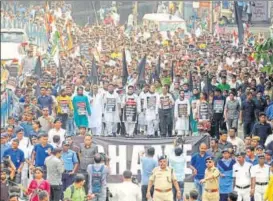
[1,1,273,201]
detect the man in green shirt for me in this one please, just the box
[217,76,230,92]
[64,174,95,201]
[160,69,172,86]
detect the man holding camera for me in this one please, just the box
[147,155,181,201]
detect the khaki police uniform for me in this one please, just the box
[202,167,220,201]
[149,166,176,201]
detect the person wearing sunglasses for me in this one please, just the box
[200,156,220,201]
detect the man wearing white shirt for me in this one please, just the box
[227,127,245,154]
[48,119,66,145]
[250,154,270,201]
[111,170,141,201]
[233,152,255,201]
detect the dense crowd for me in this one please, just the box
[1,1,273,201]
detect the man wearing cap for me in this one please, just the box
[265,150,272,165]
[251,154,270,201]
[233,152,254,201]
[255,145,264,155]
[252,112,272,146]
[200,156,220,201]
[147,156,181,201]
[45,148,64,201]
[251,136,260,150]
[61,140,79,191]
[122,85,139,138]
[212,88,226,138]
[217,149,236,201]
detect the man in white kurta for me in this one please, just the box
[175,90,191,136]
[103,83,121,137]
[122,85,139,137]
[144,85,160,137]
[88,85,103,136]
[138,84,150,135]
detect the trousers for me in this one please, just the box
[202,191,219,201]
[125,122,136,136]
[153,191,173,201]
[91,126,102,136]
[159,109,173,137]
[234,187,250,201]
[105,122,117,136]
[50,185,62,201]
[141,185,154,201]
[93,187,107,201]
[254,184,267,201]
[62,172,74,191]
[147,120,159,136]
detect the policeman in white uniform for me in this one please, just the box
[251,154,270,201]
[233,152,255,201]
[122,85,139,137]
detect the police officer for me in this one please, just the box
[200,156,220,201]
[251,154,270,201]
[147,155,181,201]
[233,152,254,201]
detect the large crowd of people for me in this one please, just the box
[1,1,273,201]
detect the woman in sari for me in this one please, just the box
[25,167,50,201]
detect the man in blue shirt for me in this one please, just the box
[245,146,258,165]
[38,87,53,114]
[31,133,54,175]
[19,112,34,137]
[190,143,210,199]
[252,112,272,145]
[217,148,236,201]
[240,92,256,138]
[1,133,10,162]
[169,147,186,201]
[3,139,25,183]
[61,140,79,191]
[140,147,158,201]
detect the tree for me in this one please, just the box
[254,37,273,75]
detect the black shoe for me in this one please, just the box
[125,134,129,138]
